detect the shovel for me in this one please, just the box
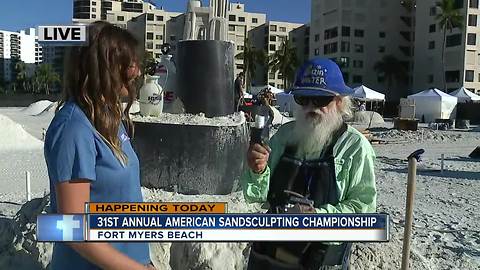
[401,149,425,270]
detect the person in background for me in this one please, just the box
[359,101,366,112]
[235,72,246,111]
[242,58,377,270]
[44,21,155,270]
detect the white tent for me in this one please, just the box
[352,85,386,101]
[449,87,480,102]
[407,88,458,122]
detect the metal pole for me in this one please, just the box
[401,149,424,270]
[441,154,444,174]
[25,171,31,202]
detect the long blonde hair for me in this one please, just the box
[60,21,139,165]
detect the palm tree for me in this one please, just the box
[374,55,408,99]
[436,0,464,90]
[268,40,298,89]
[235,38,265,89]
[36,64,60,95]
[14,61,27,92]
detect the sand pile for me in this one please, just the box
[371,128,465,142]
[132,112,245,127]
[353,111,384,125]
[0,115,43,151]
[21,101,53,116]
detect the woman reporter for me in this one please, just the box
[44,21,155,270]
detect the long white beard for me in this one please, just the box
[291,106,343,160]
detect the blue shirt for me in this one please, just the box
[44,101,150,269]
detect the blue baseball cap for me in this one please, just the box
[291,58,354,97]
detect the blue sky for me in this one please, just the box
[0,0,310,32]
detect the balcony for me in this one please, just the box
[400,16,412,27]
[400,31,412,41]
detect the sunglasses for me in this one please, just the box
[294,95,335,107]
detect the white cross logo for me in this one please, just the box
[56,215,81,241]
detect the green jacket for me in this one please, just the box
[241,121,377,214]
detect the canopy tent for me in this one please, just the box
[449,87,480,103]
[352,85,386,101]
[407,88,458,122]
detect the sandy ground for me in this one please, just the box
[0,102,479,269]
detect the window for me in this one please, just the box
[279,27,287,32]
[446,34,462,47]
[468,33,476,45]
[92,1,96,5]
[157,16,164,21]
[379,46,386,53]
[428,41,435,49]
[155,53,161,58]
[341,41,350,52]
[445,70,460,82]
[468,15,477,26]
[314,48,320,56]
[353,75,363,83]
[170,35,176,41]
[339,57,349,68]
[270,44,276,51]
[353,60,363,68]
[354,29,364,37]
[229,15,236,21]
[466,70,475,82]
[156,35,162,40]
[229,25,235,31]
[147,13,154,21]
[314,34,320,41]
[379,32,386,38]
[428,75,434,83]
[354,44,364,53]
[269,73,275,80]
[239,17,245,22]
[270,25,277,32]
[117,16,124,21]
[270,35,277,42]
[471,0,479,8]
[147,32,154,40]
[430,6,437,16]
[92,14,96,18]
[324,27,338,39]
[342,26,350,37]
[146,42,153,49]
[237,45,244,50]
[323,42,338,54]
[156,44,162,49]
[252,18,258,23]
[92,8,96,12]
[429,24,436,33]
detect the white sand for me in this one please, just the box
[21,100,53,116]
[0,103,479,270]
[132,112,245,127]
[0,114,43,151]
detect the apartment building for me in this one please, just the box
[0,28,37,83]
[127,11,183,60]
[309,0,415,101]
[73,0,156,25]
[290,24,310,67]
[249,21,303,89]
[227,3,266,77]
[414,0,480,94]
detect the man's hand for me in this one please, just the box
[247,143,271,174]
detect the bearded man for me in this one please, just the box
[242,58,377,270]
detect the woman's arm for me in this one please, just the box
[55,180,151,270]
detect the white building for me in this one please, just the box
[309,0,415,101]
[0,28,38,83]
[413,0,480,94]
